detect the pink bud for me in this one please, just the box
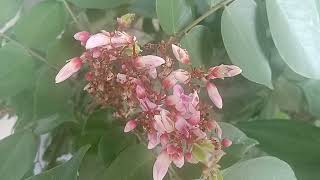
[136,85,146,99]
[173,69,190,84]
[135,55,165,69]
[85,72,94,81]
[86,33,110,49]
[74,31,90,45]
[160,133,169,146]
[221,138,232,148]
[206,82,223,109]
[162,73,178,89]
[208,64,242,79]
[111,31,135,45]
[124,120,137,132]
[172,44,190,64]
[55,57,83,83]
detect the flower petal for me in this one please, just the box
[172,153,184,168]
[206,82,223,109]
[172,44,190,64]
[208,64,242,79]
[153,151,172,180]
[148,132,160,149]
[74,31,90,45]
[173,69,190,84]
[148,68,158,79]
[165,95,180,106]
[55,57,82,83]
[86,33,110,49]
[135,55,165,69]
[162,73,177,89]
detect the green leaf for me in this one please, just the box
[300,80,320,117]
[26,145,90,180]
[14,1,67,49]
[222,156,297,180]
[0,43,35,98]
[98,128,136,167]
[218,122,258,168]
[46,35,82,67]
[0,131,38,180]
[78,153,105,180]
[68,0,134,9]
[156,0,193,34]
[266,0,320,79]
[181,25,213,67]
[102,144,154,179]
[33,114,75,135]
[129,0,156,18]
[221,0,273,89]
[238,120,320,180]
[0,0,22,26]
[34,67,73,120]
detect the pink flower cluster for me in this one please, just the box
[55,26,241,179]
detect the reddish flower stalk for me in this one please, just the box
[55,17,241,180]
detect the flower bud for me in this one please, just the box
[221,138,232,148]
[206,82,222,109]
[208,64,242,79]
[124,119,137,132]
[74,31,90,45]
[55,57,83,83]
[171,44,190,64]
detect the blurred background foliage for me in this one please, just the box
[0,0,319,180]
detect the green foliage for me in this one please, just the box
[26,145,90,180]
[181,25,213,67]
[238,120,320,180]
[221,0,273,89]
[0,0,319,179]
[156,0,193,34]
[223,156,297,180]
[14,1,67,49]
[266,0,320,79]
[0,43,35,98]
[0,0,22,26]
[0,131,38,180]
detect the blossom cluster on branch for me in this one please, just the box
[55,16,241,180]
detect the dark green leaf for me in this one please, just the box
[26,145,90,180]
[0,43,35,98]
[181,25,213,67]
[68,0,134,9]
[238,120,320,180]
[156,0,193,34]
[102,144,153,179]
[221,0,273,89]
[222,156,297,180]
[266,0,320,79]
[47,35,82,67]
[34,67,73,120]
[129,0,156,18]
[14,1,67,49]
[78,153,105,180]
[0,131,38,180]
[98,128,136,167]
[0,0,22,26]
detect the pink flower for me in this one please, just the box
[206,82,222,109]
[153,151,172,180]
[162,73,178,89]
[154,110,175,133]
[172,44,190,64]
[124,120,137,132]
[135,55,165,69]
[208,64,242,79]
[153,144,185,180]
[55,57,83,83]
[110,31,135,46]
[148,132,160,149]
[136,85,147,99]
[160,133,169,146]
[162,69,190,89]
[74,31,90,45]
[139,97,158,112]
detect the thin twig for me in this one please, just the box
[62,0,85,31]
[176,0,235,39]
[0,32,57,71]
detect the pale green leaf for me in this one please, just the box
[221,0,273,89]
[266,0,320,79]
[0,0,22,26]
[223,156,297,180]
[68,0,134,9]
